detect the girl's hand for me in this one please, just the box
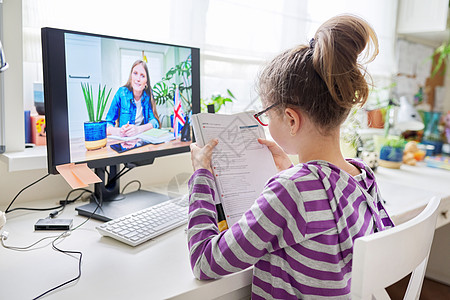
[121,124,139,137]
[190,139,219,172]
[258,138,292,172]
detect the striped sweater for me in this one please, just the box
[187,159,394,299]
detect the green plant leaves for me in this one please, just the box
[81,82,112,122]
[382,136,405,148]
[431,42,450,77]
[201,90,236,113]
[152,54,193,115]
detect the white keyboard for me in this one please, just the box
[96,196,188,246]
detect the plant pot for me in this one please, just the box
[367,109,384,129]
[379,145,403,169]
[84,121,107,150]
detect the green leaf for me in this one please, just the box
[96,84,101,122]
[227,89,236,99]
[98,87,112,121]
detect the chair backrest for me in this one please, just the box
[351,196,441,300]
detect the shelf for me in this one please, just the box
[0,146,47,172]
[398,31,449,48]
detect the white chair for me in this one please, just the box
[351,196,441,300]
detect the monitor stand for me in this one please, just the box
[75,165,170,222]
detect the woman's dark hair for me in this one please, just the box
[258,14,379,132]
[125,60,160,127]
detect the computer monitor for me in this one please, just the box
[41,27,200,221]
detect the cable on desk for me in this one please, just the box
[5,187,92,218]
[32,194,101,300]
[4,173,50,213]
[1,231,70,251]
[121,180,142,194]
[53,188,93,217]
[0,191,98,252]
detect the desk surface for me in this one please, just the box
[70,136,191,163]
[1,163,449,300]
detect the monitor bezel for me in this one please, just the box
[42,27,200,175]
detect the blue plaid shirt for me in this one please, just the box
[105,86,159,129]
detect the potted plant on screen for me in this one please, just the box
[153,55,193,128]
[81,83,112,150]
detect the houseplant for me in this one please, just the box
[81,82,112,150]
[378,136,406,169]
[201,89,236,113]
[153,55,193,128]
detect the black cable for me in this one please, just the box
[53,188,93,217]
[104,165,127,186]
[106,163,136,188]
[5,188,92,216]
[6,205,64,213]
[0,192,98,252]
[5,173,50,213]
[32,194,100,300]
[59,188,93,206]
[2,186,101,299]
[121,180,142,194]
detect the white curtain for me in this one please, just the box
[23,0,398,113]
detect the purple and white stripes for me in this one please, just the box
[187,159,394,299]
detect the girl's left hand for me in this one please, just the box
[190,139,219,172]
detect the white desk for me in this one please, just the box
[1,163,449,299]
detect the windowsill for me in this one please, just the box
[0,146,47,172]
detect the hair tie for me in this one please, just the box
[309,38,315,49]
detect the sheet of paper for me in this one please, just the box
[108,135,137,141]
[192,112,278,226]
[109,128,175,143]
[56,163,101,189]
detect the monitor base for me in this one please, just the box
[76,189,171,222]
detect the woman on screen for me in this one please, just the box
[106,60,160,137]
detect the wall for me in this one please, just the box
[3,0,24,152]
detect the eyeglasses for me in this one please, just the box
[254,103,280,126]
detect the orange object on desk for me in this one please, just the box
[31,115,46,146]
[414,150,426,161]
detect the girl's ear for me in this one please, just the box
[284,108,302,136]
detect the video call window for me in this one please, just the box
[64,33,193,164]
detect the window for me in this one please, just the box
[23,0,398,114]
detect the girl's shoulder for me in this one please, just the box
[276,163,317,182]
[268,163,325,194]
[273,159,376,190]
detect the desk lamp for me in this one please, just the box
[395,96,424,132]
[383,96,424,137]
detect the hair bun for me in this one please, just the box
[312,14,379,109]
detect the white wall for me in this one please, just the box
[3,0,24,152]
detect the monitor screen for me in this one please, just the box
[42,27,200,221]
